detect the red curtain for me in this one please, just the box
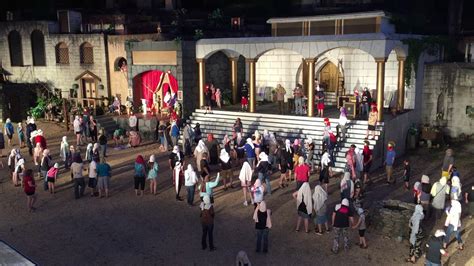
[133,70,179,108]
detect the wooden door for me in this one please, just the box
[81,78,96,107]
[319,62,338,92]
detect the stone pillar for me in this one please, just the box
[230,57,238,104]
[246,58,257,113]
[375,58,386,121]
[305,58,316,117]
[397,57,406,112]
[197,58,206,108]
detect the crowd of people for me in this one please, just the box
[0,106,471,264]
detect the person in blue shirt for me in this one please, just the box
[385,141,396,184]
[170,121,180,147]
[4,118,14,147]
[199,172,221,204]
[239,138,256,170]
[97,158,112,198]
[134,155,147,196]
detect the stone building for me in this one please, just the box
[0,16,108,109]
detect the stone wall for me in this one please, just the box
[422,63,474,138]
[0,21,108,97]
[256,49,303,101]
[107,34,160,102]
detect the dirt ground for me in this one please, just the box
[0,121,473,265]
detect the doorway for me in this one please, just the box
[318,61,339,92]
[81,78,96,107]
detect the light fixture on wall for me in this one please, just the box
[99,84,105,90]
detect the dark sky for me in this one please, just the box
[1,0,472,34]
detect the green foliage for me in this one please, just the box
[208,8,225,29]
[29,97,47,119]
[194,29,204,40]
[402,36,453,86]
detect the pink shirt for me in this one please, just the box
[295,164,310,182]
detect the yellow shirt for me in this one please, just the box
[368,111,378,126]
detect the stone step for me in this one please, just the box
[189,109,384,173]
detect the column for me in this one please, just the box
[397,57,406,112]
[305,58,316,117]
[229,57,238,104]
[375,58,386,121]
[197,58,206,108]
[246,58,257,113]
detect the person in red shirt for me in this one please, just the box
[294,157,310,190]
[362,141,372,184]
[22,169,37,212]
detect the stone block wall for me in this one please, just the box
[0,21,108,97]
[256,49,303,100]
[422,63,474,138]
[107,34,160,102]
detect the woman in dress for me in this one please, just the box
[133,155,147,196]
[313,185,330,235]
[194,140,209,173]
[293,182,313,233]
[147,155,159,195]
[239,161,253,206]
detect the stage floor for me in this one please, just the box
[217,102,403,122]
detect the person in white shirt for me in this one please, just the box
[184,164,199,206]
[444,200,463,250]
[73,116,82,146]
[129,112,138,131]
[88,158,98,196]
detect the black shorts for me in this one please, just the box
[359,229,366,237]
[403,175,410,182]
[7,134,13,140]
[363,163,371,173]
[47,177,55,183]
[287,163,294,171]
[280,165,287,174]
[25,191,35,196]
[319,167,329,184]
[368,125,376,131]
[88,178,97,188]
[75,131,81,135]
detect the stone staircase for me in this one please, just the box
[95,115,118,137]
[189,109,384,172]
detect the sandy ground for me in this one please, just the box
[0,121,473,265]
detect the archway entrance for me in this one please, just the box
[319,61,340,93]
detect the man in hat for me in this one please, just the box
[385,141,396,184]
[425,230,448,265]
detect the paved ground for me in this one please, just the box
[0,121,473,265]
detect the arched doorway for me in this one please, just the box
[318,61,341,93]
[132,70,179,113]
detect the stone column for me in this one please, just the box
[305,58,316,117]
[375,58,386,121]
[229,57,238,104]
[246,58,257,113]
[197,58,206,108]
[397,57,406,112]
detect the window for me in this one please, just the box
[55,42,69,64]
[114,57,127,71]
[8,30,23,66]
[31,30,46,66]
[80,42,94,64]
